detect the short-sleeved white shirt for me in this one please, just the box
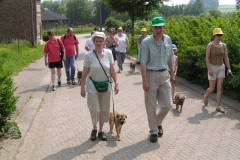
[85,37,95,50]
[84,49,114,93]
[115,33,127,52]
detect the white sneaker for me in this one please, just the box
[52,85,56,91]
[216,106,225,113]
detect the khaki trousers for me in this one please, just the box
[87,91,111,125]
[144,71,172,134]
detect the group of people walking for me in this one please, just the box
[43,16,232,143]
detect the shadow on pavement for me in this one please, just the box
[103,139,160,159]
[42,140,100,160]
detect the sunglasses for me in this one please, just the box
[216,34,223,37]
[153,26,164,29]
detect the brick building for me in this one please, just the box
[0,0,42,45]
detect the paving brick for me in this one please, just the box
[1,34,240,160]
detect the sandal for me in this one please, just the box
[90,130,97,141]
[67,81,71,85]
[98,132,107,141]
[71,81,76,85]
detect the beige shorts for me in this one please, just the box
[208,64,225,80]
[87,91,111,125]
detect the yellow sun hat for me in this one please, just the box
[213,28,223,36]
[141,28,147,32]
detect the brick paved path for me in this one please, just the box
[12,35,240,160]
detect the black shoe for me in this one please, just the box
[158,125,163,136]
[58,80,61,87]
[90,130,97,141]
[98,132,107,141]
[150,134,158,143]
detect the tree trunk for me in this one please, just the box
[131,14,135,51]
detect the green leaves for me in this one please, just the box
[164,12,240,99]
[0,60,19,138]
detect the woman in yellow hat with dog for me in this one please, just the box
[204,28,232,113]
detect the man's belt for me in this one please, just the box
[147,69,167,72]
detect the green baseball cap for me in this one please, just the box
[152,17,165,26]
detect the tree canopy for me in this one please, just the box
[102,0,168,36]
[66,0,92,26]
[189,0,219,11]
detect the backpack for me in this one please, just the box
[62,34,77,44]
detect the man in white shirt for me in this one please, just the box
[85,31,95,51]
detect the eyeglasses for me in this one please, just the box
[216,34,223,37]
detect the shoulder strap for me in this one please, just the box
[73,35,76,40]
[57,39,62,49]
[93,50,110,82]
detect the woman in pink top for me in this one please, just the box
[204,28,232,113]
[44,30,66,91]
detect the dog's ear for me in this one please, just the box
[116,114,119,118]
[183,96,185,100]
[125,115,127,118]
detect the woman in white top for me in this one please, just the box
[80,32,119,141]
[115,27,129,73]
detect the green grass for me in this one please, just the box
[46,27,93,36]
[129,47,138,58]
[0,40,44,76]
[218,5,236,13]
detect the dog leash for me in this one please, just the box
[75,59,80,71]
[109,83,116,122]
[227,72,240,83]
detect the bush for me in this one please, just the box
[128,12,240,100]
[164,13,240,100]
[0,60,19,136]
[104,17,123,32]
[2,122,21,139]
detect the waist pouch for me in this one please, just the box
[90,76,109,92]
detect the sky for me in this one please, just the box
[164,0,236,6]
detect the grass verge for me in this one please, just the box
[0,40,44,76]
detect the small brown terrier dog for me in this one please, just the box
[130,62,135,72]
[175,94,185,113]
[77,70,82,84]
[109,111,127,141]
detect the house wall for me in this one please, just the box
[0,0,39,44]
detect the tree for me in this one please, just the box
[93,0,111,29]
[102,0,168,37]
[236,0,240,10]
[41,0,61,12]
[185,0,204,15]
[66,0,92,26]
[189,0,219,12]
[208,10,222,18]
[57,5,66,15]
